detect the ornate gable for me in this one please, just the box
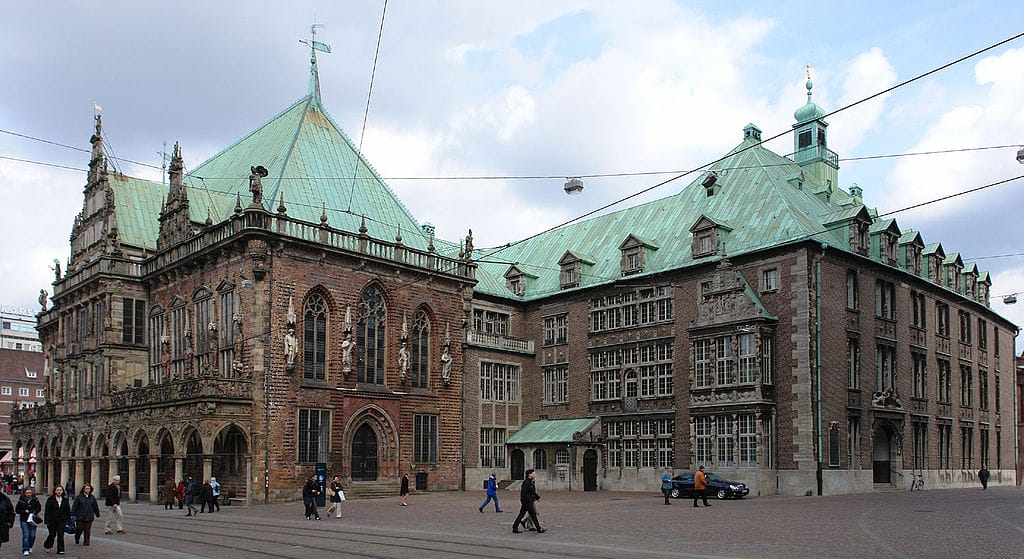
[690,256,775,330]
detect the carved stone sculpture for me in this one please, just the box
[398,341,410,383]
[38,289,48,311]
[284,327,297,369]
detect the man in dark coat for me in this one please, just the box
[104,475,124,534]
[199,481,214,513]
[978,465,991,490]
[302,475,321,520]
[512,469,544,533]
[0,490,13,550]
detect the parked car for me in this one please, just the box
[670,472,749,500]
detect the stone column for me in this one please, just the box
[202,456,213,482]
[59,459,70,490]
[45,458,55,494]
[74,459,86,493]
[90,459,101,494]
[108,457,119,483]
[174,457,184,484]
[149,457,159,503]
[127,457,137,502]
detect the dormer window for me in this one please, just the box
[558,251,592,290]
[504,264,536,297]
[618,234,657,276]
[689,215,730,259]
[852,221,869,255]
[561,264,579,288]
[885,235,898,265]
[507,277,522,296]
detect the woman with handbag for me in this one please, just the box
[14,487,41,556]
[325,475,345,518]
[71,483,100,546]
[43,485,71,554]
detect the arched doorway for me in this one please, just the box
[872,431,891,484]
[510,449,525,480]
[351,424,378,481]
[583,449,598,491]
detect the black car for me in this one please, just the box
[670,472,749,500]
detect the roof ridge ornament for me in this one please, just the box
[299,22,331,103]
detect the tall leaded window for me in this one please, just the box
[847,338,860,389]
[846,271,859,310]
[411,309,430,388]
[960,365,973,407]
[978,369,989,410]
[912,291,926,328]
[876,345,896,392]
[716,337,734,385]
[737,334,756,383]
[543,314,568,345]
[170,304,187,380]
[414,414,438,463]
[219,290,235,377]
[479,427,506,468]
[717,416,735,467]
[936,302,950,336]
[937,424,952,469]
[960,426,974,469]
[297,409,329,463]
[958,311,972,344]
[481,362,520,402]
[148,309,164,384]
[122,297,146,344]
[303,293,329,381]
[937,359,951,404]
[912,422,927,470]
[738,414,757,467]
[694,416,712,465]
[533,448,547,470]
[193,294,212,375]
[543,366,567,404]
[912,353,927,399]
[874,280,896,320]
[694,339,713,388]
[358,286,386,384]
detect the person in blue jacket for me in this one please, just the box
[478,471,502,513]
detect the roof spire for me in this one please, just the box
[299,22,331,103]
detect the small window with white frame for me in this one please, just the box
[18,388,29,397]
[1,386,10,396]
[26,370,37,378]
[761,268,779,292]
[36,389,45,398]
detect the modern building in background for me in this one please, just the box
[0,348,46,474]
[11,58,1018,502]
[1,306,42,352]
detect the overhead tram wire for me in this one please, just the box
[478,30,1024,262]
[347,0,389,214]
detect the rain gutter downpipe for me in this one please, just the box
[816,244,826,496]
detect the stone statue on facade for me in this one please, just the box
[284,327,297,369]
[341,306,354,374]
[398,313,410,382]
[440,322,452,386]
[38,289,48,311]
[249,165,268,205]
[53,259,61,281]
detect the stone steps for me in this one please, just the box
[343,481,402,499]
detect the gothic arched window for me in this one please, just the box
[411,309,430,388]
[303,293,328,381]
[358,285,386,384]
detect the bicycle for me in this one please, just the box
[910,474,925,491]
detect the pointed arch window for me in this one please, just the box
[358,285,386,384]
[303,293,328,381]
[411,309,430,388]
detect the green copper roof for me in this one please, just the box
[506,418,598,444]
[474,131,857,299]
[108,95,435,252]
[186,95,430,250]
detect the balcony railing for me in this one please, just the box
[142,209,474,280]
[106,377,253,410]
[466,330,535,354]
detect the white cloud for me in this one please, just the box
[829,47,898,154]
[990,266,1024,354]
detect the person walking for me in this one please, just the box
[512,469,544,534]
[162,478,176,510]
[42,485,71,554]
[199,480,213,513]
[978,465,991,490]
[183,476,199,517]
[479,471,502,513]
[302,475,321,520]
[661,467,674,505]
[0,489,15,552]
[15,487,41,556]
[400,474,410,506]
[63,480,74,498]
[693,465,711,508]
[209,477,221,512]
[175,479,186,510]
[104,475,125,534]
[326,475,344,519]
[70,484,100,547]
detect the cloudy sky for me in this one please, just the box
[1,1,1022,348]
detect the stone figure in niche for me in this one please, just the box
[439,344,452,385]
[284,327,297,369]
[341,333,354,372]
[398,341,410,383]
[38,289,48,311]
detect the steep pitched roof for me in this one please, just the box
[110,95,432,252]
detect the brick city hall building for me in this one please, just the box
[12,62,1017,503]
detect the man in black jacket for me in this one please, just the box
[104,475,124,535]
[512,469,544,534]
[302,475,321,520]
